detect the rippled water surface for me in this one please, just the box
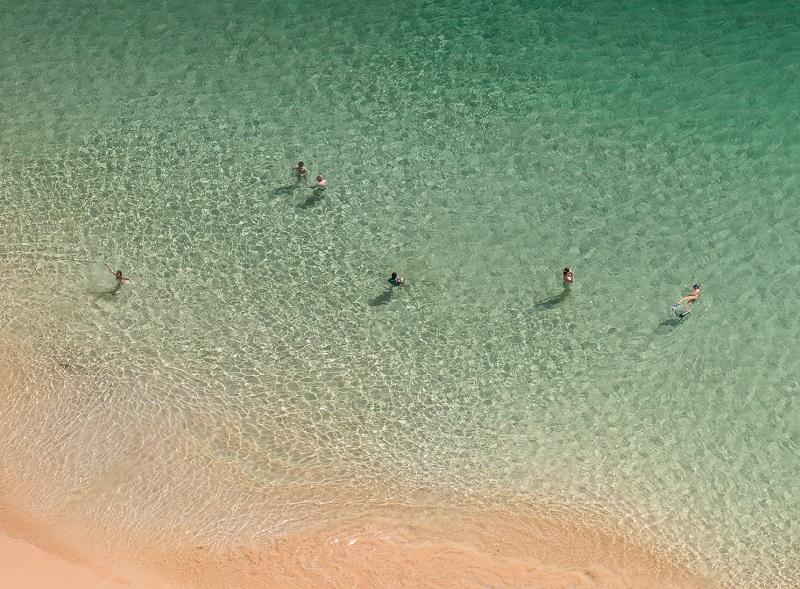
[1,0,799,586]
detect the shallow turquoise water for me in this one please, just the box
[1,0,799,585]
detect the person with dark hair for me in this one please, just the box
[293,161,309,181]
[388,272,405,286]
[106,264,133,294]
[677,284,702,305]
[562,267,574,287]
[672,283,701,317]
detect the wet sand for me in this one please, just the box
[0,496,720,589]
[0,531,133,589]
[0,481,169,589]
[0,350,721,589]
[155,505,719,589]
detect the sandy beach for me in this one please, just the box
[0,353,720,588]
[0,497,719,589]
[0,531,134,589]
[157,509,720,589]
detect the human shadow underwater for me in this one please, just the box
[369,272,406,307]
[297,178,329,209]
[271,184,301,197]
[657,283,703,330]
[534,287,572,310]
[657,315,686,330]
[88,264,134,301]
[534,267,575,310]
[272,161,311,197]
[297,192,325,209]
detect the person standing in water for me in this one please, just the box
[106,264,133,294]
[293,161,309,182]
[311,173,327,195]
[562,267,574,287]
[389,272,405,286]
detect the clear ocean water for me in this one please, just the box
[1,0,799,585]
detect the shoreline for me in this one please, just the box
[0,491,720,589]
[0,346,721,589]
[155,508,720,589]
[0,530,137,589]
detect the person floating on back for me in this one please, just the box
[106,264,133,294]
[672,283,701,317]
[388,272,405,286]
[293,161,309,182]
[562,267,574,287]
[311,173,327,195]
[677,284,702,305]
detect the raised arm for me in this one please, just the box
[106,264,116,275]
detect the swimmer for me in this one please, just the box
[106,264,133,294]
[293,161,309,181]
[562,267,574,287]
[388,272,405,286]
[677,284,701,305]
[673,283,701,317]
[311,173,327,194]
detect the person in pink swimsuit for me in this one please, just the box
[562,267,574,287]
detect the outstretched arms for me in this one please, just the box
[107,264,133,284]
